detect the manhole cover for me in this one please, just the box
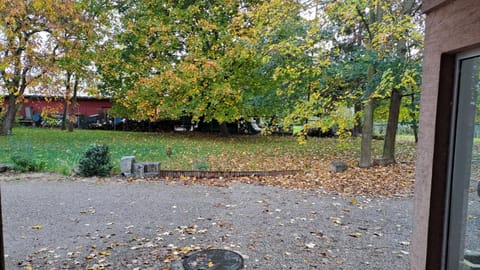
[183,249,244,270]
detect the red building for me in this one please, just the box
[2,95,112,126]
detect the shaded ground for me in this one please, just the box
[1,173,412,270]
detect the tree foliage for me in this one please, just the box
[0,0,109,135]
[99,0,318,126]
[51,0,111,131]
[0,0,60,135]
[0,0,424,169]
[309,0,424,166]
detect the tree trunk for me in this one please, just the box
[352,102,362,137]
[359,98,374,167]
[219,122,230,136]
[413,124,418,143]
[1,95,18,136]
[359,60,376,168]
[1,66,29,136]
[381,89,402,165]
[61,72,72,130]
[409,93,419,143]
[68,77,79,132]
[61,98,68,130]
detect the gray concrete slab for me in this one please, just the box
[0,176,413,269]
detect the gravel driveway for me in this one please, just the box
[1,174,413,269]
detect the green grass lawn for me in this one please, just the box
[0,127,416,175]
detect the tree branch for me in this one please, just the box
[355,5,373,43]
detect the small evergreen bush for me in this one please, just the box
[78,144,113,177]
[11,155,45,172]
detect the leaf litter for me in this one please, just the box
[153,160,415,197]
[4,139,415,269]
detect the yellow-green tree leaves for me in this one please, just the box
[0,0,77,134]
[100,0,316,128]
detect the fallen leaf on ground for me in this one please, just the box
[350,198,357,205]
[348,232,362,238]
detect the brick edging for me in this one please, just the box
[157,170,301,178]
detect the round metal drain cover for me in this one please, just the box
[183,249,244,270]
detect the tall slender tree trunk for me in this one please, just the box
[61,99,69,130]
[381,89,402,164]
[359,98,374,167]
[356,2,382,168]
[1,63,26,136]
[68,77,79,132]
[61,72,72,130]
[380,0,414,160]
[1,94,18,135]
[359,61,376,168]
[409,93,419,143]
[352,102,362,137]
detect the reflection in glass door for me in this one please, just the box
[447,52,480,269]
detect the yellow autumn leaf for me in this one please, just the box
[25,265,33,270]
[181,246,193,254]
[208,261,215,268]
[98,251,111,256]
[31,225,43,230]
[349,198,357,205]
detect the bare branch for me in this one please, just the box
[355,5,373,43]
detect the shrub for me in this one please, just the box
[78,144,113,177]
[11,155,45,172]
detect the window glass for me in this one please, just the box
[448,54,480,269]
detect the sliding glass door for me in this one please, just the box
[447,50,480,269]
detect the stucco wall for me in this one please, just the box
[413,0,480,269]
[422,0,453,13]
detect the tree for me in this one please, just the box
[104,0,262,132]
[0,0,104,135]
[321,0,423,167]
[250,0,326,128]
[379,0,423,164]
[0,0,58,135]
[52,0,110,131]
[98,0,315,135]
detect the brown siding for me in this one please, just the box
[413,0,480,269]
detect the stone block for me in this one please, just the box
[120,156,135,177]
[133,162,145,178]
[330,161,348,173]
[133,162,160,177]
